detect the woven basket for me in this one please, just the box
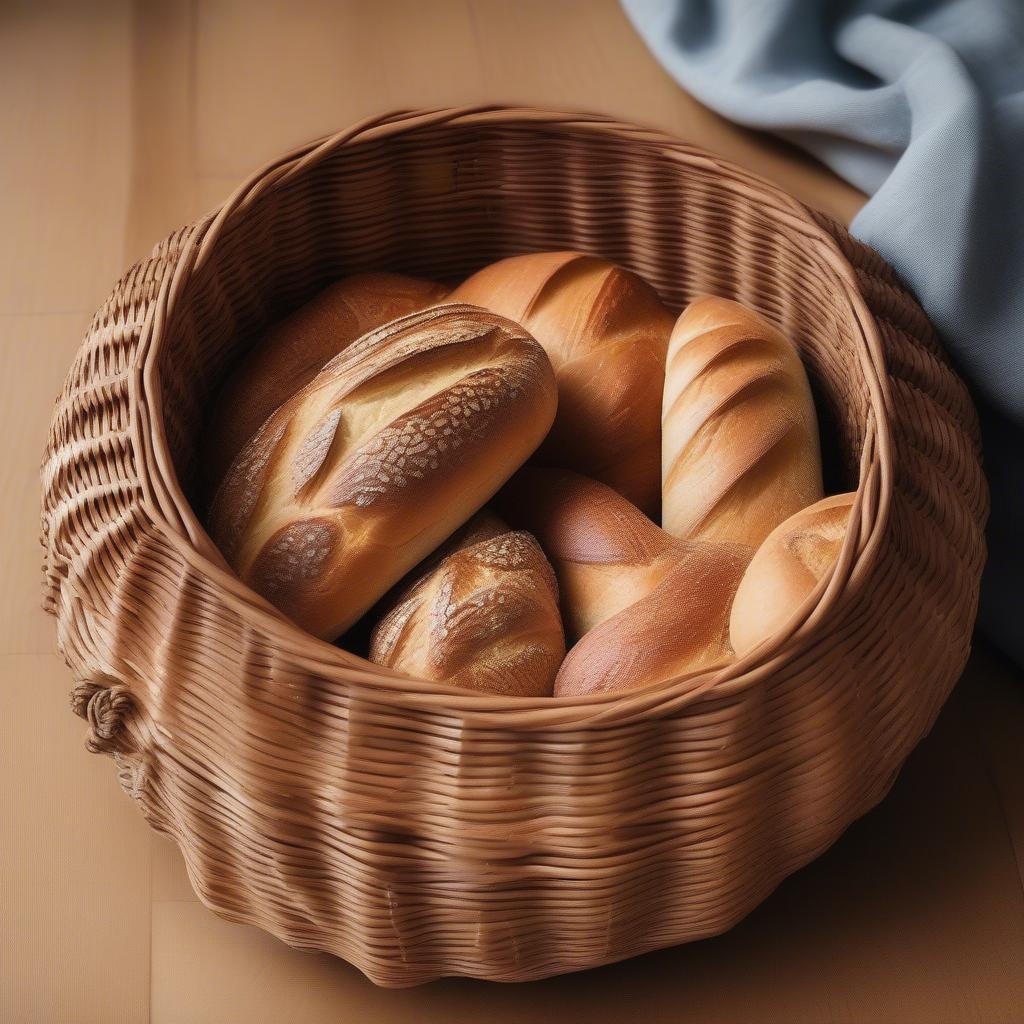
[41,107,987,986]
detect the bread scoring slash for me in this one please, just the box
[369,512,565,696]
[451,252,673,515]
[207,304,558,641]
[203,272,448,490]
[662,296,823,549]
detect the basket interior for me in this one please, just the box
[155,121,867,526]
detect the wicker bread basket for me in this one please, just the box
[41,107,987,986]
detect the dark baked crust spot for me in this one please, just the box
[248,517,341,604]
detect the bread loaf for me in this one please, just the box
[729,492,855,656]
[450,252,673,514]
[662,296,823,549]
[204,272,448,488]
[497,468,681,643]
[369,512,564,696]
[554,540,750,697]
[207,304,558,640]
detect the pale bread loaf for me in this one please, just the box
[729,492,855,656]
[662,296,823,548]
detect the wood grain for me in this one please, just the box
[0,656,151,1024]
[1,7,154,1021]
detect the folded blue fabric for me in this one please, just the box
[623,0,1024,664]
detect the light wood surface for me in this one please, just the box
[1,2,1021,1022]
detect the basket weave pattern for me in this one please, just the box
[41,109,986,986]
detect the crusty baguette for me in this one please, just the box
[729,492,855,656]
[204,272,448,489]
[450,252,673,514]
[369,512,564,696]
[497,468,681,643]
[662,296,823,549]
[553,540,750,697]
[207,304,557,640]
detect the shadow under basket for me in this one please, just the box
[41,107,988,986]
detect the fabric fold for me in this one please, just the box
[623,0,1024,663]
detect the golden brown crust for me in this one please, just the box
[498,467,672,566]
[553,540,750,697]
[323,365,530,510]
[207,304,558,640]
[204,272,448,490]
[450,252,673,514]
[729,493,855,656]
[208,414,292,566]
[498,468,700,644]
[210,307,543,545]
[369,513,564,696]
[662,296,823,549]
[247,517,344,626]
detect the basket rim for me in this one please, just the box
[130,105,895,728]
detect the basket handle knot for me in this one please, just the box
[69,679,132,752]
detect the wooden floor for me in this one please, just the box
[1,2,1021,1022]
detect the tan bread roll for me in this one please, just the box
[204,272,448,488]
[498,468,750,696]
[207,304,558,640]
[729,492,855,656]
[662,296,824,549]
[497,468,682,643]
[554,540,750,697]
[369,512,565,696]
[450,252,674,514]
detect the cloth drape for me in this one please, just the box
[623,0,1024,663]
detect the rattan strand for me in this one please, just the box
[41,107,987,986]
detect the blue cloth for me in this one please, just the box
[622,0,1024,664]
